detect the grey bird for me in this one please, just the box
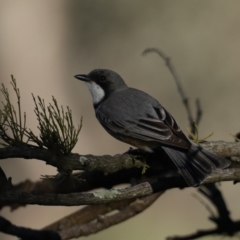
[75,69,230,186]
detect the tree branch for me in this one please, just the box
[0,146,146,173]
[0,216,61,240]
[0,141,239,174]
[0,193,162,240]
[142,48,202,133]
[168,184,240,240]
[58,193,162,240]
[0,168,240,207]
[0,182,153,206]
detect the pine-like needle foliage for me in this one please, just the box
[28,95,82,155]
[0,76,82,155]
[0,75,27,146]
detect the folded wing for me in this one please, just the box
[96,106,190,149]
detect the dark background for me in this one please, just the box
[1,1,240,239]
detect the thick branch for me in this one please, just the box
[0,193,162,240]
[0,168,240,206]
[58,193,162,240]
[0,182,153,206]
[0,146,145,173]
[201,141,240,158]
[43,198,139,231]
[0,141,239,174]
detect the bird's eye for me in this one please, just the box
[100,76,107,82]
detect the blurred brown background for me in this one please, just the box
[1,1,240,239]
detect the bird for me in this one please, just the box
[75,69,230,186]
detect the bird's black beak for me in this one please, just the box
[74,74,91,82]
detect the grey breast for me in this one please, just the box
[95,88,160,121]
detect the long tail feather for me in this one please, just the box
[162,144,231,187]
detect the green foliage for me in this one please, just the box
[0,75,27,146]
[0,76,82,155]
[27,95,82,155]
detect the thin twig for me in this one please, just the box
[195,98,202,126]
[142,48,201,133]
[0,216,61,240]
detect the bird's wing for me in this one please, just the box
[97,106,190,149]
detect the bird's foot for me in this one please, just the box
[141,161,150,174]
[125,147,149,156]
[125,148,150,174]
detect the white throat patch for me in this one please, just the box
[85,82,105,104]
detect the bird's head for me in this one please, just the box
[75,69,127,105]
